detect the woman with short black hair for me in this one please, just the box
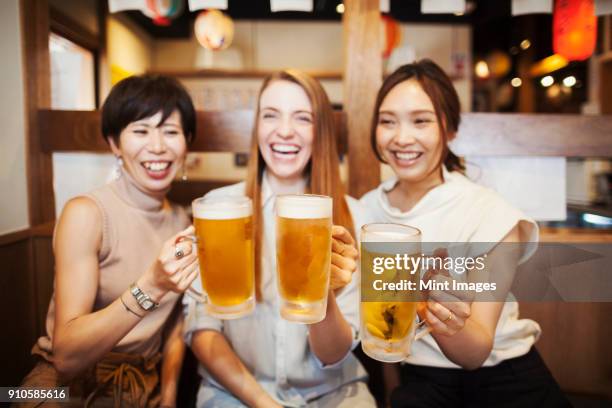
[20,74,198,407]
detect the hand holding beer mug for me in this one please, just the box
[360,223,430,363]
[187,196,255,319]
[419,248,472,336]
[276,194,332,324]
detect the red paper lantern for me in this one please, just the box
[143,0,183,26]
[381,16,402,59]
[553,0,597,61]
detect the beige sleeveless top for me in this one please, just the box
[38,171,189,359]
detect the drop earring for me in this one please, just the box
[112,156,123,180]
[181,163,188,181]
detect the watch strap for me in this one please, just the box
[129,283,159,311]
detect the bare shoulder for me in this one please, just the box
[55,196,103,252]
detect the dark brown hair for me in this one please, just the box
[371,58,464,172]
[245,69,355,300]
[101,74,196,145]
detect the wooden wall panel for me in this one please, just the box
[39,109,348,155]
[453,113,612,157]
[520,303,612,398]
[0,234,37,386]
[39,110,612,158]
[168,180,236,207]
[520,229,612,399]
[32,236,55,336]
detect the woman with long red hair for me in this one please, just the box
[184,70,375,407]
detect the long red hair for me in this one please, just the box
[245,69,355,300]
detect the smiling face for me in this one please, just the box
[109,110,187,195]
[257,80,314,182]
[376,79,445,185]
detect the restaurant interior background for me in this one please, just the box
[1,0,611,405]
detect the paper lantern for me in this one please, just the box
[142,0,183,26]
[553,0,597,61]
[194,9,234,51]
[381,16,402,59]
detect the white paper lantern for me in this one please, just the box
[194,9,234,51]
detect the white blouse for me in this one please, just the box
[184,176,369,406]
[360,167,542,368]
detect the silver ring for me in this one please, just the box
[174,245,184,259]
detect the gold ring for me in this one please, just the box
[443,311,454,323]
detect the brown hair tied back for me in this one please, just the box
[370,59,464,172]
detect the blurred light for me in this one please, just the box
[486,50,511,78]
[454,11,464,16]
[529,54,569,77]
[511,77,522,87]
[553,0,597,61]
[336,3,344,13]
[582,213,612,226]
[475,60,490,79]
[547,84,562,98]
[510,46,519,55]
[541,75,554,87]
[563,75,577,87]
[520,39,531,50]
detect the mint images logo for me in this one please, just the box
[361,242,612,303]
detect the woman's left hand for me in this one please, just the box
[329,225,358,291]
[419,248,472,336]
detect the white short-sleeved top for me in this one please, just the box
[183,175,369,407]
[360,167,542,368]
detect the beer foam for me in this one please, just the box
[192,196,252,220]
[361,224,421,242]
[276,195,332,219]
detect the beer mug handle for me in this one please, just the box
[175,234,208,304]
[414,319,433,341]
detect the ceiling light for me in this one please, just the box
[563,76,577,87]
[511,77,522,87]
[520,39,531,50]
[541,75,554,87]
[475,60,490,79]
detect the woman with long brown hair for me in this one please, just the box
[361,59,569,407]
[184,70,375,407]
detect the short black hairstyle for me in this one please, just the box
[101,74,196,144]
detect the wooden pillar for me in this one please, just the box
[97,0,111,104]
[21,0,55,224]
[343,0,382,198]
[517,17,535,113]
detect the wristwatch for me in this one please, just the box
[129,283,159,311]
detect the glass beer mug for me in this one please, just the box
[360,223,430,362]
[275,194,333,324]
[187,195,255,319]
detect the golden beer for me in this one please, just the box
[362,301,417,342]
[360,223,422,362]
[192,196,255,319]
[276,195,332,323]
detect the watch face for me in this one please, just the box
[142,299,154,310]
